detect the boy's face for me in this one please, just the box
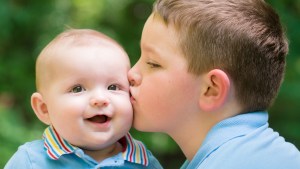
[128,14,202,134]
[40,43,132,150]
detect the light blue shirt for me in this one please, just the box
[181,111,300,169]
[5,127,162,169]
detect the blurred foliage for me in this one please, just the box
[0,0,299,168]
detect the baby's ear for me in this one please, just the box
[31,92,51,125]
[199,69,230,112]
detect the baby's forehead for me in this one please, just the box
[53,32,120,50]
[41,31,127,61]
[41,39,128,71]
[36,30,129,91]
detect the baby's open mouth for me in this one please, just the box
[87,115,110,123]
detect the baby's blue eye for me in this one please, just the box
[71,85,85,93]
[108,84,119,91]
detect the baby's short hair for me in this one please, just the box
[35,29,124,92]
[154,0,288,112]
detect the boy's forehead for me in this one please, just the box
[142,13,181,54]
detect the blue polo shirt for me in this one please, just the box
[181,111,300,169]
[5,126,162,169]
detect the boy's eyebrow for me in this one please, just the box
[141,43,166,62]
[140,40,165,61]
[141,42,159,56]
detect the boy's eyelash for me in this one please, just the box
[146,62,161,68]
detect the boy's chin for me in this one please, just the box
[132,122,157,133]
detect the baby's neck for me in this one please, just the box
[83,142,123,162]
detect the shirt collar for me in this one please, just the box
[43,126,149,166]
[182,111,268,169]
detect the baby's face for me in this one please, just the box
[41,44,132,150]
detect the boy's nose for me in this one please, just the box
[128,66,141,87]
[90,96,109,107]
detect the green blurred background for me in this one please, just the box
[0,0,299,168]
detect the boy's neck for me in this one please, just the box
[170,101,242,161]
[83,142,123,162]
[169,114,217,161]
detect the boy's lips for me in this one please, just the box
[130,94,136,104]
[129,89,136,103]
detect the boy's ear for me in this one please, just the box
[31,92,51,125]
[199,69,230,112]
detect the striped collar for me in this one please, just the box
[43,126,149,166]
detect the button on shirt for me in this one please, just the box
[5,126,162,169]
[181,111,300,169]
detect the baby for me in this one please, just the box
[5,29,162,169]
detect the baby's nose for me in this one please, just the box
[90,96,109,107]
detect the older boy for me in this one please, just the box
[128,0,300,168]
[5,29,162,169]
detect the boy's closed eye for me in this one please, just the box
[146,61,161,68]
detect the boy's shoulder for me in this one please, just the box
[202,126,300,169]
[186,112,300,169]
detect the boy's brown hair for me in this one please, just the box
[153,0,288,113]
